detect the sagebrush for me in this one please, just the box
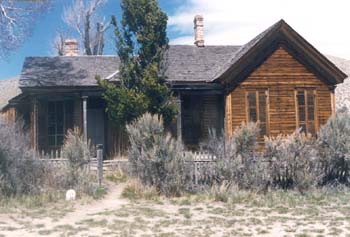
[127,113,191,197]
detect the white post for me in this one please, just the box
[97,144,103,187]
[177,94,182,142]
[82,96,88,143]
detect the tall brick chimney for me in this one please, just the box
[194,15,204,47]
[64,39,79,56]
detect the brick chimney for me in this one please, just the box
[194,15,204,47]
[64,39,79,56]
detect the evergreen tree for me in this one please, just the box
[98,0,177,126]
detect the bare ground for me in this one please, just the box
[1,183,350,237]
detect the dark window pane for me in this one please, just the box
[259,93,266,122]
[249,109,257,122]
[248,92,256,107]
[297,91,305,106]
[48,124,55,135]
[48,136,56,146]
[307,92,315,121]
[298,106,305,122]
[57,136,64,146]
[260,123,267,136]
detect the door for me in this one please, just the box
[87,109,105,149]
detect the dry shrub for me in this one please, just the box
[127,113,192,197]
[121,179,159,200]
[202,122,268,190]
[317,108,350,185]
[264,129,320,192]
[59,127,96,195]
[0,118,48,196]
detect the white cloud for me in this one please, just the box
[168,0,350,59]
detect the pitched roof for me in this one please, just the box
[19,45,241,88]
[0,77,20,111]
[20,56,120,87]
[164,45,241,83]
[216,20,347,88]
[19,19,346,89]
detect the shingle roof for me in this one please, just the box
[19,19,346,88]
[20,56,120,87]
[19,45,241,87]
[164,45,241,82]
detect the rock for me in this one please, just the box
[66,189,76,201]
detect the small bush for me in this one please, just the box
[60,127,95,195]
[127,113,192,197]
[121,179,159,200]
[264,129,320,192]
[203,122,267,190]
[0,119,48,196]
[317,108,350,185]
[106,168,127,184]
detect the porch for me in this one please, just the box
[14,92,127,158]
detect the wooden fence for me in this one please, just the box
[39,149,218,186]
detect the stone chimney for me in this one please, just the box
[194,15,204,47]
[64,39,79,56]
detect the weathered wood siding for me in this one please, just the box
[0,107,16,123]
[226,46,333,137]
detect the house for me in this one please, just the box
[1,17,347,157]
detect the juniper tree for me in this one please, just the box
[98,0,177,126]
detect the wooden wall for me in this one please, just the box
[225,46,333,137]
[0,107,16,123]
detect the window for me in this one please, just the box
[48,101,64,147]
[246,90,269,137]
[296,89,316,135]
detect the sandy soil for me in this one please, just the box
[1,183,350,237]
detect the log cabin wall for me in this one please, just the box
[225,46,333,138]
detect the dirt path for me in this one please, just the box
[1,184,350,236]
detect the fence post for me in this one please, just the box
[97,144,103,187]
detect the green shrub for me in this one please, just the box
[264,129,320,192]
[317,108,350,185]
[127,113,191,197]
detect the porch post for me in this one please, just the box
[82,96,88,143]
[33,98,39,155]
[176,93,182,142]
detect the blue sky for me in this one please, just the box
[1,0,350,80]
[0,0,181,80]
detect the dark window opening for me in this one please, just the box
[246,90,268,137]
[296,89,316,135]
[48,101,65,147]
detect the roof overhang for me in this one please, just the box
[215,20,348,92]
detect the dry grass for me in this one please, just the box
[1,183,350,236]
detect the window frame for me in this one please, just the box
[47,101,66,148]
[294,88,318,135]
[245,88,270,137]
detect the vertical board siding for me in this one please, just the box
[226,46,333,137]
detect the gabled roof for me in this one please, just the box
[19,45,241,88]
[164,45,240,83]
[20,56,120,88]
[215,20,347,88]
[19,20,347,89]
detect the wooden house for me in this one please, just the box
[1,18,347,157]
